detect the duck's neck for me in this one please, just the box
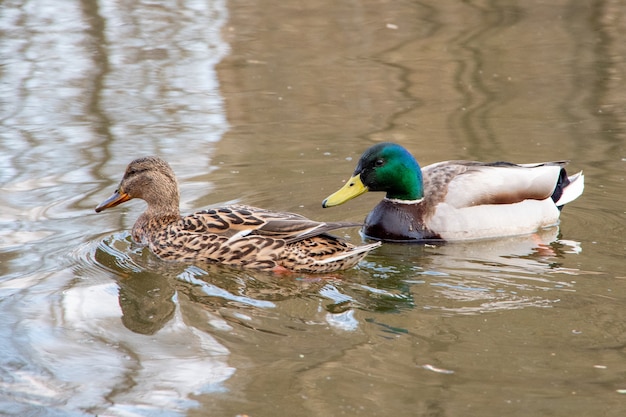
[384,166,424,201]
[143,182,181,221]
[132,201,181,244]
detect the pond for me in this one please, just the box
[1,0,625,416]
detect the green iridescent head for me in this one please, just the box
[323,142,424,207]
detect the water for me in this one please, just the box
[1,0,625,416]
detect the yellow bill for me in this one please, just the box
[322,174,369,207]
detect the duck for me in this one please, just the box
[322,142,584,242]
[95,156,380,273]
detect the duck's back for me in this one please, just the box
[140,205,380,272]
[422,160,566,209]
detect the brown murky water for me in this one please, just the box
[1,0,625,416]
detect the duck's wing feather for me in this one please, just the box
[166,204,375,272]
[423,161,568,209]
[181,204,360,243]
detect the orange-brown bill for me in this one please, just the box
[95,190,131,213]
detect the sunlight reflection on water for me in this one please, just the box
[0,237,235,416]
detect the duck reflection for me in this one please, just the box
[117,272,176,335]
[359,226,583,315]
[95,234,176,334]
[367,226,580,274]
[94,233,336,334]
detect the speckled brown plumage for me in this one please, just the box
[95,156,380,272]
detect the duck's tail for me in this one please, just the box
[553,170,584,208]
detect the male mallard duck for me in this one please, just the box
[95,156,380,272]
[322,142,584,242]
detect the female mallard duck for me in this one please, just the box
[322,142,584,242]
[95,156,380,272]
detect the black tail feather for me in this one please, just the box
[551,168,570,210]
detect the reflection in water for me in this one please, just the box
[360,227,582,315]
[95,233,332,329]
[118,272,177,335]
[60,282,233,416]
[0,253,234,417]
[95,234,177,334]
[94,0,230,171]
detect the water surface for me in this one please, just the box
[1,0,625,416]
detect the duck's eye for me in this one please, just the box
[375,159,384,167]
[127,167,144,176]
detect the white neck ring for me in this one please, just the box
[384,197,424,204]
